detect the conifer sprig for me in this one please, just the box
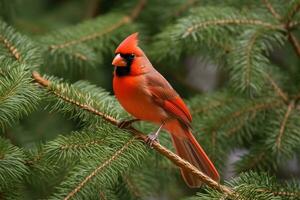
[39,0,146,73]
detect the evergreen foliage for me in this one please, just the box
[0,0,300,199]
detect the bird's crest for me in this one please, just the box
[115,32,144,56]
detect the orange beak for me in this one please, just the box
[112,54,127,67]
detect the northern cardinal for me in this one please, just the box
[112,33,219,187]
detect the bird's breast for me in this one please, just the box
[113,75,167,123]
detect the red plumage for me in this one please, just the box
[112,33,220,187]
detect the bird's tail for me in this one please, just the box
[170,128,220,188]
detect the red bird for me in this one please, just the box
[112,33,219,187]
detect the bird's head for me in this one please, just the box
[112,32,144,68]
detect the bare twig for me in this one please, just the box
[32,71,234,197]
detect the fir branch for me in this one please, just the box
[0,64,40,131]
[257,188,300,198]
[285,1,300,58]
[262,0,281,20]
[206,100,281,154]
[287,32,300,57]
[0,20,42,68]
[265,73,289,103]
[99,192,107,200]
[32,71,234,197]
[49,0,146,50]
[187,172,300,200]
[286,0,300,22]
[64,137,137,200]
[228,28,285,94]
[183,19,281,38]
[289,20,300,29]
[209,100,281,135]
[275,101,294,150]
[73,52,88,61]
[243,152,266,171]
[193,98,233,114]
[122,175,142,198]
[0,137,28,189]
[0,34,20,61]
[245,30,262,89]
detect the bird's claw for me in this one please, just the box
[146,133,159,148]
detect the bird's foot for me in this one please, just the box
[146,133,159,148]
[117,119,140,129]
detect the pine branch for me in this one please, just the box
[0,137,28,189]
[286,0,300,22]
[49,0,146,50]
[150,6,283,64]
[287,32,300,58]
[283,1,300,58]
[38,0,146,74]
[275,100,294,150]
[228,28,285,94]
[262,0,281,20]
[257,188,300,198]
[187,172,300,200]
[32,71,234,197]
[183,19,281,38]
[265,73,289,103]
[0,64,40,131]
[0,34,20,61]
[0,20,42,68]
[63,137,137,200]
[208,100,281,137]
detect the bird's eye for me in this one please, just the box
[120,53,135,61]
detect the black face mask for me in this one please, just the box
[115,53,135,77]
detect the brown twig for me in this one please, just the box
[32,71,234,197]
[50,0,146,50]
[264,73,289,103]
[287,32,300,58]
[64,137,137,200]
[275,101,294,150]
[257,189,300,197]
[262,0,281,20]
[122,175,142,198]
[0,35,21,61]
[288,20,300,29]
[245,29,264,88]
[208,100,282,136]
[183,19,283,38]
[284,1,300,58]
[193,98,232,114]
[206,100,281,154]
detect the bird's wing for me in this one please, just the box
[146,72,192,127]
